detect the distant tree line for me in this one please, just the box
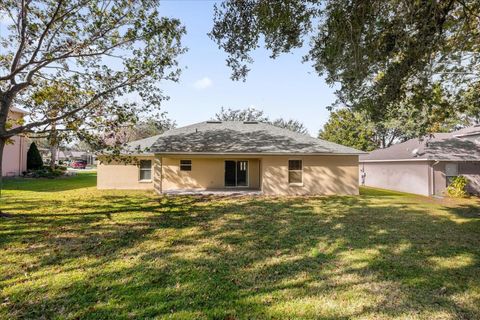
[214,107,309,134]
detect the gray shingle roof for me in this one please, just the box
[128,121,364,155]
[126,134,163,154]
[360,125,480,162]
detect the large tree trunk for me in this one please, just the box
[50,145,57,169]
[49,120,58,169]
[0,137,5,212]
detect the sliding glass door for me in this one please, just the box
[224,160,248,187]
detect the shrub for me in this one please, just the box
[445,176,469,198]
[27,142,43,170]
[24,165,67,179]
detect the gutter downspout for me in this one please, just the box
[18,136,22,175]
[159,156,163,194]
[431,160,440,196]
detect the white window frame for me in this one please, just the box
[180,159,192,171]
[445,163,459,187]
[288,159,303,186]
[139,159,153,182]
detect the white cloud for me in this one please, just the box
[193,77,213,90]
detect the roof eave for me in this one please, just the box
[360,157,480,162]
[359,158,430,162]
[152,151,365,156]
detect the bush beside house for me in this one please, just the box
[445,176,469,198]
[27,142,43,170]
[25,142,67,178]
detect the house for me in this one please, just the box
[38,149,96,166]
[97,121,364,195]
[359,125,480,196]
[2,107,28,177]
[55,150,95,165]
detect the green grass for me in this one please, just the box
[1,173,479,319]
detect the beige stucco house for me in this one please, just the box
[98,121,364,195]
[360,125,480,196]
[2,107,28,177]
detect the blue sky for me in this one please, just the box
[159,1,336,136]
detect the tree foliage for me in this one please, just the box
[319,109,378,151]
[214,107,269,122]
[125,117,177,142]
[320,107,462,151]
[0,0,186,173]
[26,142,43,170]
[210,0,480,135]
[214,107,308,134]
[270,118,308,135]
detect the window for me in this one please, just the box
[180,160,192,171]
[288,160,303,184]
[445,163,458,186]
[139,160,152,181]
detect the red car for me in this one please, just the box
[71,160,87,169]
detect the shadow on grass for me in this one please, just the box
[1,172,96,192]
[1,193,479,319]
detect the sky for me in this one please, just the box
[158,1,336,136]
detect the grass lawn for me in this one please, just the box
[1,173,479,319]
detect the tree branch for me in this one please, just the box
[27,0,65,66]
[9,0,28,82]
[6,74,143,138]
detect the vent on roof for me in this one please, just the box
[243,121,258,124]
[206,121,222,124]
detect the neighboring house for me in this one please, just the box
[56,150,96,165]
[359,125,480,196]
[2,107,28,177]
[97,121,364,195]
[39,149,96,166]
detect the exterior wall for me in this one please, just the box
[261,155,359,196]
[97,156,155,190]
[159,156,260,191]
[97,154,359,195]
[360,161,431,196]
[433,161,480,196]
[433,162,446,196]
[2,110,27,177]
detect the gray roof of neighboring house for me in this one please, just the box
[127,121,364,155]
[452,125,480,138]
[360,125,480,162]
[56,150,92,159]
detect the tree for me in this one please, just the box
[29,82,74,168]
[320,108,463,151]
[126,117,177,141]
[319,109,378,152]
[0,1,185,180]
[26,142,43,170]
[270,118,308,135]
[214,107,269,122]
[210,0,480,135]
[213,107,308,134]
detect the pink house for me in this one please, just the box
[2,107,28,177]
